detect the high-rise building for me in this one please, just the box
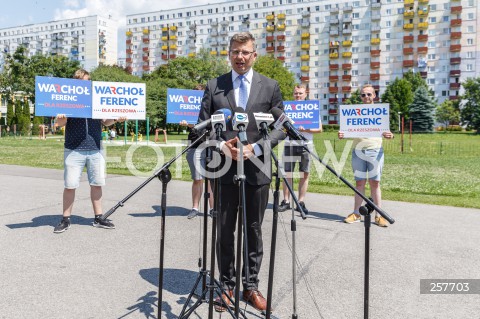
[0,15,118,71]
[126,0,479,125]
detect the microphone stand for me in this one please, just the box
[258,125,306,319]
[99,130,210,319]
[296,138,395,319]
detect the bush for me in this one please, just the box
[322,124,340,132]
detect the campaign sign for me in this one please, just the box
[283,100,320,129]
[339,103,390,138]
[92,81,146,119]
[35,76,92,118]
[166,88,204,124]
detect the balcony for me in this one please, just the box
[329,64,339,70]
[126,58,132,63]
[418,0,428,3]
[266,36,275,42]
[329,87,339,94]
[220,50,228,56]
[126,49,133,55]
[277,13,286,20]
[277,35,286,41]
[266,14,275,21]
[418,8,429,17]
[330,29,339,36]
[302,10,311,17]
[371,38,381,45]
[161,54,168,60]
[142,56,149,62]
[342,63,352,70]
[342,28,352,35]
[143,47,150,52]
[126,31,132,37]
[143,65,150,71]
[188,52,196,57]
[370,73,380,81]
[210,51,218,56]
[420,71,427,78]
[342,40,352,47]
[161,36,168,41]
[341,98,349,103]
[266,46,275,53]
[329,53,339,59]
[451,32,462,39]
[403,47,414,55]
[371,49,381,57]
[266,25,275,32]
[371,25,381,33]
[403,23,414,31]
[142,38,150,44]
[344,5,353,12]
[329,98,338,104]
[451,19,462,27]
[170,25,177,31]
[301,66,310,72]
[126,39,132,45]
[450,44,461,52]
[277,56,285,61]
[342,52,352,58]
[330,18,339,25]
[301,32,310,39]
[170,44,177,50]
[404,0,414,5]
[342,86,351,93]
[450,83,461,90]
[450,57,461,64]
[370,62,381,69]
[371,2,381,9]
[418,22,429,30]
[277,45,285,52]
[329,75,339,82]
[451,6,462,14]
[371,14,381,22]
[418,47,428,54]
[328,109,338,115]
[169,54,177,59]
[342,75,352,81]
[450,70,461,77]
[301,54,310,61]
[211,40,219,46]
[301,44,310,50]
[329,41,340,48]
[301,76,310,82]
[142,29,150,35]
[162,27,168,32]
[330,7,339,14]
[404,11,415,18]
[449,96,459,101]
[403,60,414,67]
[277,24,286,31]
[328,120,339,125]
[404,35,414,43]
[343,17,352,23]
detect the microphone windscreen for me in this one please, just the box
[214,108,233,124]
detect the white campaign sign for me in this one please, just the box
[92,81,146,119]
[339,103,390,138]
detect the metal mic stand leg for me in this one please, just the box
[157,168,172,319]
[359,199,374,319]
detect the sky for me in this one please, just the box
[0,0,227,57]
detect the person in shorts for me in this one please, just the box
[53,68,126,233]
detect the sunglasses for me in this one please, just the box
[361,93,373,97]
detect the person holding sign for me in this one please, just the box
[338,84,394,227]
[53,69,126,234]
[278,84,322,214]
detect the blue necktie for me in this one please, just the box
[238,75,248,109]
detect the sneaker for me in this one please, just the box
[296,201,309,215]
[344,213,361,224]
[93,215,115,229]
[208,209,214,218]
[53,217,71,233]
[375,215,388,227]
[187,208,199,219]
[278,200,290,212]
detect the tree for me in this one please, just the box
[409,86,436,132]
[253,55,296,100]
[381,78,414,131]
[90,65,143,83]
[344,89,362,104]
[460,77,480,132]
[403,70,433,96]
[436,99,460,132]
[6,99,14,126]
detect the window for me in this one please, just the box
[467,13,475,20]
[467,26,474,33]
[442,16,449,22]
[429,17,437,23]
[467,38,474,45]
[466,51,475,59]
[428,78,435,85]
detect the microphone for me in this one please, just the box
[193,108,232,131]
[232,107,249,145]
[253,112,274,133]
[270,108,308,142]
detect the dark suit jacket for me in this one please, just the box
[198,70,286,186]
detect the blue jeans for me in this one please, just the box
[64,149,106,189]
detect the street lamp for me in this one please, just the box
[398,112,402,132]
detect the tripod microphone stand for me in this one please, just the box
[99,130,210,319]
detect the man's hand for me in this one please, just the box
[338,131,345,139]
[222,137,239,159]
[383,131,394,139]
[242,144,255,160]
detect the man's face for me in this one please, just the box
[229,40,257,75]
[360,87,376,104]
[293,87,307,101]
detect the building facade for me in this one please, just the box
[126,0,479,125]
[0,15,118,71]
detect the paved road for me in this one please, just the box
[1,164,479,319]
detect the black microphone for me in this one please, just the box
[193,108,232,131]
[270,108,308,142]
[232,107,249,145]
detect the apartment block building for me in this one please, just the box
[126,0,479,125]
[0,15,118,71]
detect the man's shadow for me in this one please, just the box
[266,203,344,222]
[130,205,208,219]
[5,215,93,229]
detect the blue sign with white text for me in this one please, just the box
[283,100,321,129]
[166,88,204,124]
[35,76,92,118]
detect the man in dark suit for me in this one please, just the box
[198,32,285,312]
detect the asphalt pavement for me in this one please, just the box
[1,164,479,319]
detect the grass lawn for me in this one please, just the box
[1,131,479,209]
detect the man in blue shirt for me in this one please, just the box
[53,69,126,233]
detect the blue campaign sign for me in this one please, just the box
[166,88,204,124]
[283,100,321,129]
[35,76,92,118]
